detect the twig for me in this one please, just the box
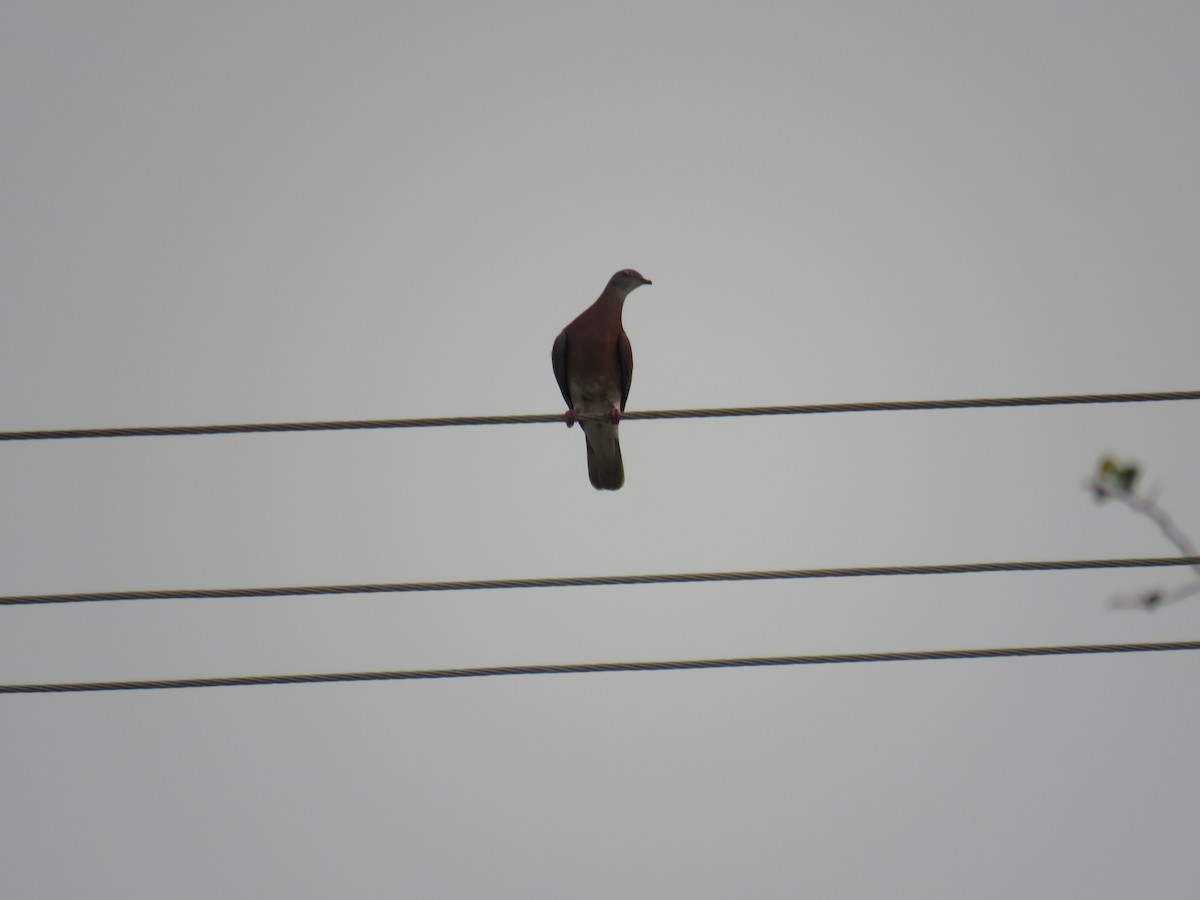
[1106,493,1200,577]
[1088,457,1200,610]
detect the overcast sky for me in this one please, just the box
[2,2,1199,897]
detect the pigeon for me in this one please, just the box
[551,269,652,490]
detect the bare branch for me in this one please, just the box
[1106,492,1200,578]
[1088,456,1200,610]
[1109,581,1200,611]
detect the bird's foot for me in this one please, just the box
[564,409,579,428]
[603,406,621,425]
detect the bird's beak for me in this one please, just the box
[642,277,653,285]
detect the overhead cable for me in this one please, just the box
[4,555,1198,607]
[3,639,1197,694]
[1,389,1197,442]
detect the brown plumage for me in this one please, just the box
[551,269,652,490]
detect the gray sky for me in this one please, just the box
[2,2,1199,897]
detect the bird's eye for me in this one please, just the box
[621,269,632,277]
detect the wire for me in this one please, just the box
[3,639,1197,694]
[4,556,1198,607]
[1,389,1197,442]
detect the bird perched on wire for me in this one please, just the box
[552,269,652,490]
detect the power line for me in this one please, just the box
[1,389,1197,442]
[3,639,1197,694]
[4,555,1198,607]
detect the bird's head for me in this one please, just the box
[608,269,652,295]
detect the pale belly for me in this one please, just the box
[569,373,621,413]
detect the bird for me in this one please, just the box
[552,268,652,490]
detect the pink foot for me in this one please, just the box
[564,409,579,428]
[603,406,621,425]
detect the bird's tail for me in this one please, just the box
[583,423,624,490]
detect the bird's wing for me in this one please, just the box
[551,328,573,408]
[617,329,633,411]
